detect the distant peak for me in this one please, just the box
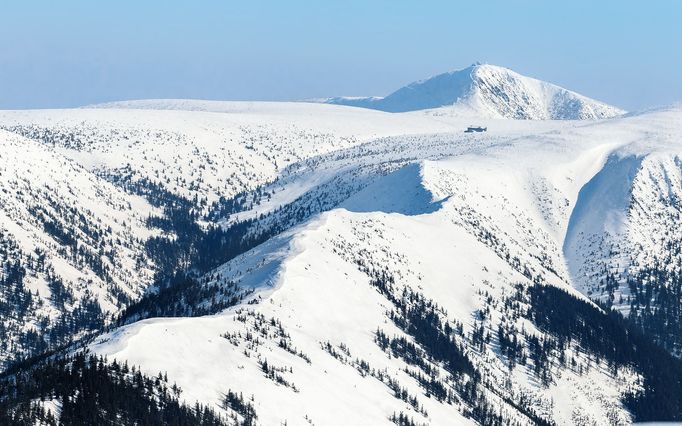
[323,63,625,119]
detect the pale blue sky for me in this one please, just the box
[1,1,681,110]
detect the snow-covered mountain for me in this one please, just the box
[0,103,465,366]
[1,100,682,425]
[324,64,625,119]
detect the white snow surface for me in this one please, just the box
[1,101,681,424]
[82,104,682,424]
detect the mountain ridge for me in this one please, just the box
[2,103,682,425]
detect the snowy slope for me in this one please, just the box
[0,102,545,367]
[0,128,157,364]
[563,107,682,353]
[85,107,682,425]
[324,64,625,119]
[0,103,474,367]
[2,101,682,424]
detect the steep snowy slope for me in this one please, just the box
[0,128,160,362]
[0,103,556,367]
[564,107,682,354]
[83,108,682,425]
[324,64,624,119]
[0,105,394,366]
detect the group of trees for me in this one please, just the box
[127,172,275,280]
[0,231,105,369]
[526,283,682,422]
[0,245,35,358]
[0,352,226,425]
[222,390,257,426]
[368,263,682,424]
[27,189,120,288]
[117,271,250,324]
[363,266,552,426]
[625,266,682,355]
[389,411,427,426]
[321,339,427,416]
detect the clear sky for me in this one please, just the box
[2,0,681,110]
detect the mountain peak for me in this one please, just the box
[324,64,624,120]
